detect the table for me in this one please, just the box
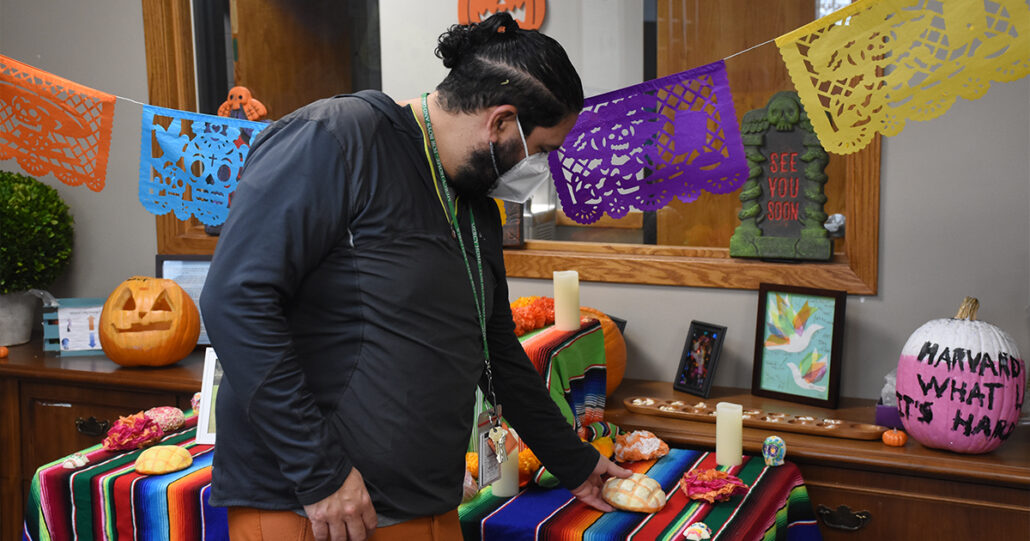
[459,448,821,541]
[25,418,821,541]
[1,339,203,541]
[23,416,222,541]
[606,380,1030,540]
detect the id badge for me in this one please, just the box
[476,406,502,487]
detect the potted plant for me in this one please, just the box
[0,171,74,346]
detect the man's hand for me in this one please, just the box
[303,467,377,541]
[570,455,633,512]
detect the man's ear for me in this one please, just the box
[485,104,519,143]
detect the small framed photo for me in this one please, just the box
[674,321,727,398]
[196,347,223,445]
[751,283,846,409]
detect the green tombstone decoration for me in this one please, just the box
[729,91,832,261]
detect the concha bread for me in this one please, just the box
[601,472,666,513]
[134,445,193,475]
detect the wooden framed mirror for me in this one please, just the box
[143,0,878,294]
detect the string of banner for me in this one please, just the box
[1,0,1026,225]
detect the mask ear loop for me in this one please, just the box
[514,116,530,159]
[489,142,501,178]
[491,114,532,180]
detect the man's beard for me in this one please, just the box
[448,137,523,199]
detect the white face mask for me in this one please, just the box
[487,116,553,204]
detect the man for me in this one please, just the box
[201,13,629,541]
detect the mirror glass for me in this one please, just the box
[151,0,876,293]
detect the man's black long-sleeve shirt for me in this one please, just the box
[200,90,598,523]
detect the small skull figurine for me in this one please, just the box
[218,86,267,121]
[762,435,786,467]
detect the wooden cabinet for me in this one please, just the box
[0,339,203,541]
[606,380,1030,540]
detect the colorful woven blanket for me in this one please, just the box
[458,448,822,541]
[23,415,225,541]
[518,320,608,438]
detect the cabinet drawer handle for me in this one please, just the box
[40,401,72,407]
[817,504,872,531]
[75,416,111,437]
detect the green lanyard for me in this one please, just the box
[420,93,499,411]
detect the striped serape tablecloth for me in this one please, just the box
[22,322,608,541]
[518,319,608,438]
[23,414,226,541]
[458,448,822,541]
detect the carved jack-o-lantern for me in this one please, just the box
[458,0,547,30]
[99,276,200,367]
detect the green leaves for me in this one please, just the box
[0,171,74,294]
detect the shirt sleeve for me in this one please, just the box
[200,118,355,506]
[479,205,599,491]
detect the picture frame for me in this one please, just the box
[673,321,727,398]
[156,254,212,345]
[751,283,846,409]
[195,347,223,445]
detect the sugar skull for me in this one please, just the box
[762,435,786,466]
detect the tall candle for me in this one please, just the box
[716,402,743,467]
[491,446,520,497]
[553,270,580,330]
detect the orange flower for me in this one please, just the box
[466,452,479,479]
[518,448,541,477]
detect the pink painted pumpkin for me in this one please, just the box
[896,297,1025,454]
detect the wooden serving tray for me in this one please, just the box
[624,396,888,440]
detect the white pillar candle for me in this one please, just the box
[553,270,580,331]
[716,402,743,467]
[491,451,520,497]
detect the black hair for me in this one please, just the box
[434,12,583,135]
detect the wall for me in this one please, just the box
[0,0,155,299]
[3,0,1028,401]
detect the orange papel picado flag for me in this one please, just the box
[0,54,116,191]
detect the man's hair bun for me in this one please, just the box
[436,12,520,69]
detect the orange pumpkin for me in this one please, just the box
[457,0,547,30]
[580,306,627,396]
[99,276,200,367]
[882,428,908,447]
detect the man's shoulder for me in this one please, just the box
[285,91,397,135]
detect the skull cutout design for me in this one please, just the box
[99,276,200,367]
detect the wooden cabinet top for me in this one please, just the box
[0,338,203,393]
[607,379,1030,489]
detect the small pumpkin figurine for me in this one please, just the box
[895,297,1025,454]
[99,277,200,367]
[882,428,908,447]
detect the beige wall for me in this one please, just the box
[3,0,1028,400]
[0,0,155,299]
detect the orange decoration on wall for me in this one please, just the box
[218,86,267,122]
[0,55,116,192]
[458,0,546,30]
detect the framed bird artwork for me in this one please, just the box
[751,283,846,408]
